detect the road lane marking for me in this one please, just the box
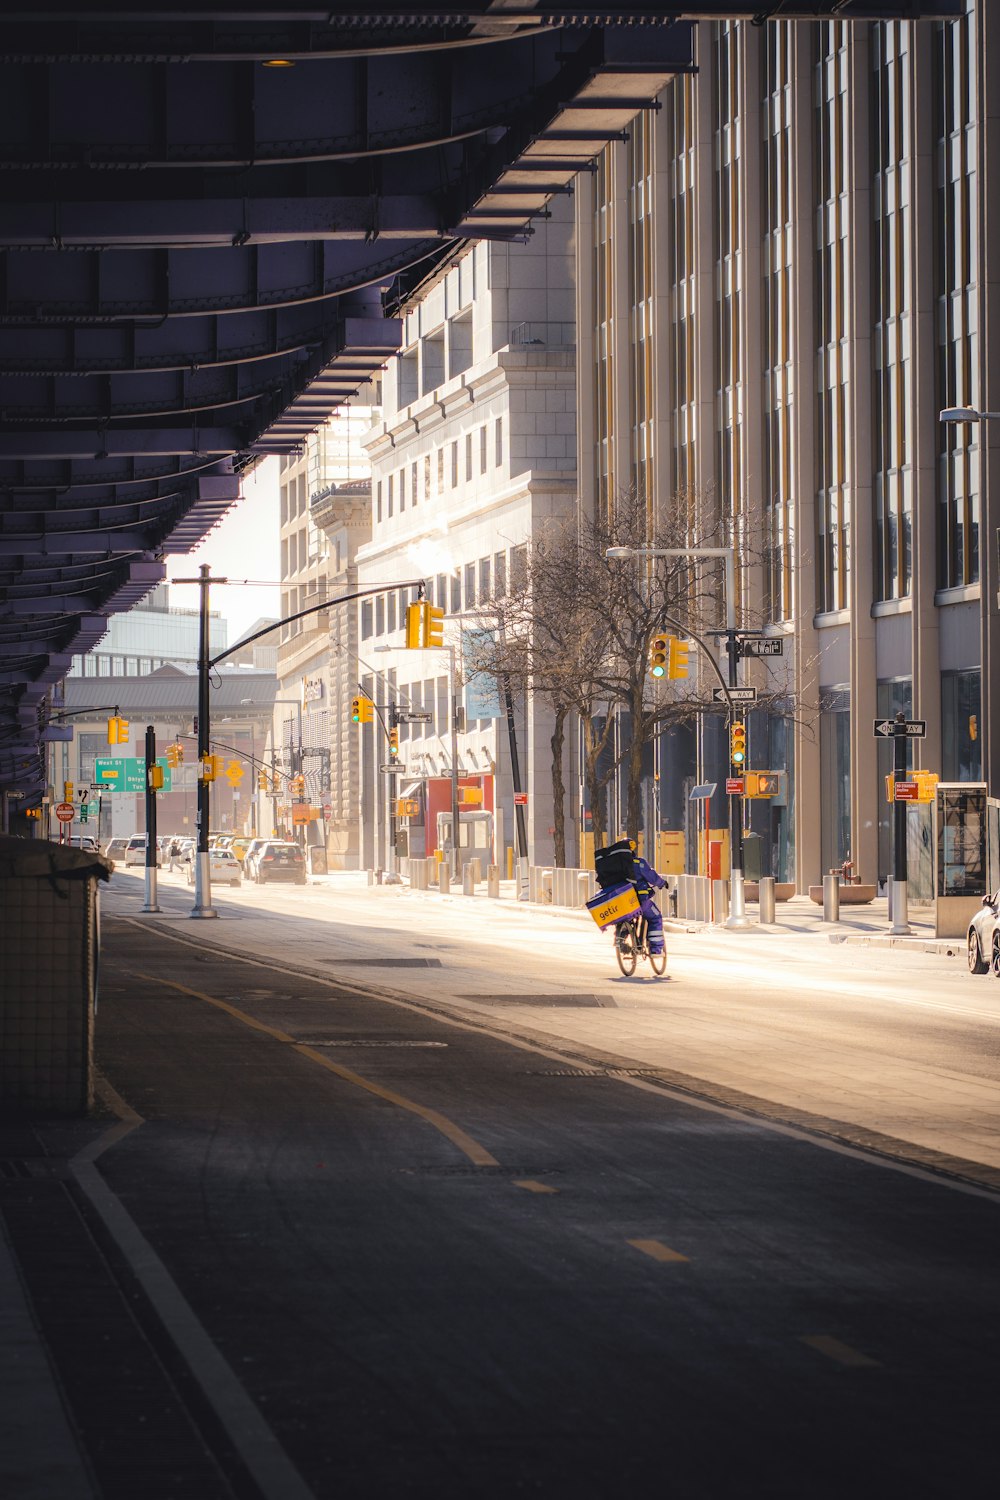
[627,1238,689,1263]
[133,970,500,1169]
[800,1335,879,1368]
[514,1179,559,1194]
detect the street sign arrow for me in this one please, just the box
[380,762,405,774]
[712,686,757,704]
[873,718,926,738]
[398,710,433,723]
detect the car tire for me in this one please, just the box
[991,934,1000,980]
[968,929,989,975]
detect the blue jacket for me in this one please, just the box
[633,855,666,894]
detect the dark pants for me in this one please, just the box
[638,892,664,953]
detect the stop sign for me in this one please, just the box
[55,802,74,822]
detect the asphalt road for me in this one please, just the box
[54,884,1000,1498]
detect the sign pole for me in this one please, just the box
[890,710,911,935]
[141,723,161,913]
[725,626,749,928]
[193,563,217,919]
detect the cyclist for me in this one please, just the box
[595,836,668,956]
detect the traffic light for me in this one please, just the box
[388,726,400,758]
[667,638,691,679]
[149,764,164,790]
[292,774,305,796]
[63,780,74,802]
[649,633,668,678]
[351,695,374,724]
[258,769,269,791]
[424,602,444,648]
[405,601,423,649]
[200,754,219,782]
[106,716,129,744]
[405,600,445,648]
[166,743,184,768]
[729,720,747,767]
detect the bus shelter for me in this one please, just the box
[933,783,987,938]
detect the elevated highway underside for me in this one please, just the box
[0,2,957,800]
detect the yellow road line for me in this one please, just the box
[133,970,499,1169]
[799,1335,879,1368]
[627,1238,689,1264]
[513,1179,559,1195]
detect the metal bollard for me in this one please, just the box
[823,871,840,922]
[438,862,450,895]
[712,879,730,924]
[487,864,500,898]
[758,875,776,925]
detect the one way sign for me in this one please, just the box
[873,718,926,738]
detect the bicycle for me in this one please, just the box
[613,912,667,977]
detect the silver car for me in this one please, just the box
[967,892,1000,975]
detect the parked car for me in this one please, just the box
[103,837,130,866]
[229,837,253,864]
[124,834,160,867]
[185,847,242,887]
[255,841,307,886]
[967,892,1000,974]
[242,839,267,880]
[67,834,101,853]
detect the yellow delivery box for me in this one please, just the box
[585,881,641,930]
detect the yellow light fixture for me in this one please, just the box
[262,58,296,68]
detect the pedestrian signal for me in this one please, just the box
[351,695,374,724]
[649,633,669,678]
[200,754,219,783]
[149,765,164,790]
[668,638,691,679]
[730,720,747,767]
[396,798,419,817]
[745,771,780,798]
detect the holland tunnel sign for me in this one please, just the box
[94,756,172,793]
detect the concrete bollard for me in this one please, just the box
[712,879,729,924]
[578,871,593,905]
[462,863,475,896]
[367,868,375,886]
[487,864,500,898]
[438,861,450,895]
[758,875,776,925]
[823,871,840,922]
[540,869,553,904]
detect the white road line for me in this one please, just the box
[71,1078,317,1500]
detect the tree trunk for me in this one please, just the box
[624,685,647,845]
[580,711,615,851]
[550,704,567,868]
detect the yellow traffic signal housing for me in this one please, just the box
[913,770,939,804]
[292,774,305,796]
[730,720,747,767]
[424,602,444,647]
[107,715,130,745]
[388,727,400,756]
[649,632,668,678]
[166,743,182,768]
[149,764,164,790]
[745,771,780,798]
[458,786,483,805]
[200,754,219,783]
[396,797,419,817]
[63,780,74,802]
[351,695,374,724]
[404,601,423,649]
[258,769,269,791]
[667,638,691,679]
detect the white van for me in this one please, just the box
[124,834,160,868]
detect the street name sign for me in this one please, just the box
[380,762,404,775]
[712,687,757,704]
[94,755,172,792]
[739,638,784,657]
[399,710,433,723]
[873,719,926,738]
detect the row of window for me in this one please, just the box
[375,419,503,524]
[360,545,527,642]
[72,653,176,678]
[397,307,475,407]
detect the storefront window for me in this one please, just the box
[941,668,981,781]
[820,687,851,870]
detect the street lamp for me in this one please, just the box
[606,544,749,928]
[939,407,1000,423]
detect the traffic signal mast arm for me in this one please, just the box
[649,608,736,715]
[207,581,426,670]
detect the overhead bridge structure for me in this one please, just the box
[0,2,958,805]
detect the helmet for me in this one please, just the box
[617,833,637,852]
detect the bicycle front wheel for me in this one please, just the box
[615,922,638,976]
[648,946,667,976]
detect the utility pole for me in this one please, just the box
[173,563,227,918]
[724,626,748,928]
[891,709,912,936]
[141,724,161,913]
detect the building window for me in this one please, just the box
[479,557,491,601]
[715,22,744,585]
[375,595,385,636]
[387,593,397,633]
[819,688,851,871]
[480,426,487,475]
[494,417,503,467]
[761,22,794,622]
[941,668,982,782]
[437,448,445,494]
[934,8,979,589]
[411,461,418,506]
[423,453,432,502]
[464,562,476,609]
[387,473,394,518]
[398,348,419,406]
[399,467,406,512]
[451,575,462,614]
[594,144,615,514]
[376,480,383,524]
[436,573,447,610]
[872,21,913,602]
[494,551,506,597]
[451,441,458,488]
[815,21,852,614]
[626,107,655,500]
[510,544,527,591]
[466,432,473,482]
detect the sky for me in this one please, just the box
[164,457,281,646]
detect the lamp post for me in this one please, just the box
[605,544,749,928]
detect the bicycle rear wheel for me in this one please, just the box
[615,921,638,976]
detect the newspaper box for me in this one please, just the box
[586,881,641,930]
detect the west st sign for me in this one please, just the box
[94,755,172,793]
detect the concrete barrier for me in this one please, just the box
[712,879,729,924]
[462,863,476,896]
[487,865,500,898]
[438,862,450,895]
[759,876,776,924]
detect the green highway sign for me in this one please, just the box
[94,756,172,793]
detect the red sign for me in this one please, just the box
[894,781,919,801]
[55,802,75,822]
[513,792,528,806]
[725,778,744,796]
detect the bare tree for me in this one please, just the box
[475,485,795,860]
